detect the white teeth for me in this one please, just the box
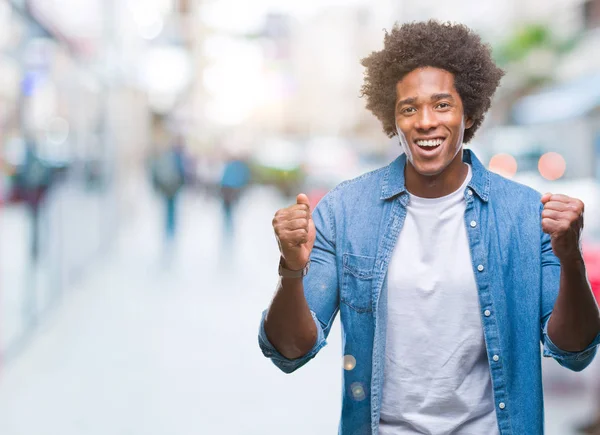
[416,139,444,147]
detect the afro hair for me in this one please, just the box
[360,20,504,143]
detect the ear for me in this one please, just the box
[465,117,475,129]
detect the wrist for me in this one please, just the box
[559,253,586,273]
[279,257,310,278]
[280,257,307,271]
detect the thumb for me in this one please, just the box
[541,192,552,205]
[296,193,312,220]
[297,193,311,208]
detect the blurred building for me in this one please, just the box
[0,0,192,362]
[495,0,600,182]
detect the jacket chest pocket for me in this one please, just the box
[342,253,376,313]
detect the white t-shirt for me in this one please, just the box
[380,164,499,435]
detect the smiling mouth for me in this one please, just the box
[415,138,445,149]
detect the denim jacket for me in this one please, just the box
[259,150,600,435]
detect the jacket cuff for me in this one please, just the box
[542,320,600,363]
[258,309,327,374]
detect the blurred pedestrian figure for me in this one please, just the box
[219,156,250,235]
[151,137,187,243]
[13,137,52,262]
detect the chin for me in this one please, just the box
[413,162,446,177]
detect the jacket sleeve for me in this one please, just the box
[540,213,600,372]
[258,192,340,373]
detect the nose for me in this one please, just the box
[414,107,439,131]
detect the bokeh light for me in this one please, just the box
[350,382,366,401]
[538,152,566,181]
[488,153,518,179]
[137,17,163,40]
[343,355,356,371]
[45,116,70,145]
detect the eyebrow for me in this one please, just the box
[431,93,454,102]
[396,93,455,108]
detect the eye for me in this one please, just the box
[436,102,451,109]
[400,107,416,115]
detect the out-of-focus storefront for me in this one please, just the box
[0,2,126,363]
[0,0,193,363]
[510,73,600,181]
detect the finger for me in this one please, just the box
[282,218,310,232]
[541,192,552,204]
[296,193,312,216]
[541,209,563,221]
[549,194,572,203]
[273,209,309,230]
[288,203,311,214]
[297,193,312,220]
[285,209,311,220]
[542,218,572,235]
[283,229,309,246]
[541,209,580,222]
[541,218,561,235]
[545,201,584,216]
[273,206,307,225]
[543,201,571,212]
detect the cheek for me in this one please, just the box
[449,117,466,148]
[396,117,410,135]
[395,117,412,136]
[440,112,463,127]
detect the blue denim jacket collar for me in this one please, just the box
[380,148,490,202]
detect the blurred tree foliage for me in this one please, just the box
[494,23,581,67]
[250,162,305,197]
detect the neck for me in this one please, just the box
[405,150,468,198]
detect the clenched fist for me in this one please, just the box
[541,193,585,263]
[272,193,316,271]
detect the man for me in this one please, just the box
[219,154,251,236]
[258,20,600,434]
[14,137,53,262]
[151,137,187,242]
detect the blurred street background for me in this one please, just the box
[0,0,600,434]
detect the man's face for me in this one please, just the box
[395,67,473,177]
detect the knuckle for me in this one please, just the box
[568,211,579,221]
